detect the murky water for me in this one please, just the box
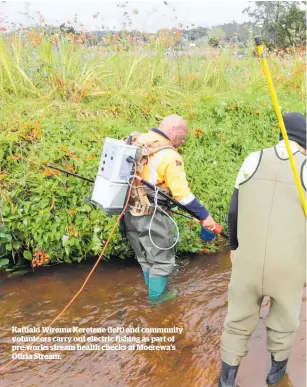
[0,251,305,387]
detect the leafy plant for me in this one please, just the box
[0,29,305,268]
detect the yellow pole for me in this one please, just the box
[254,36,307,217]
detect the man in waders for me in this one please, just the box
[123,114,218,304]
[218,112,306,386]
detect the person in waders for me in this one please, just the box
[218,112,306,387]
[122,114,218,305]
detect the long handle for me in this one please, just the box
[46,164,94,183]
[47,164,226,237]
[169,208,228,239]
[255,37,306,217]
[136,176,225,236]
[46,163,199,217]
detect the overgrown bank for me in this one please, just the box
[0,42,305,269]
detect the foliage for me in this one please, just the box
[181,27,208,42]
[208,37,219,48]
[215,22,260,43]
[0,30,305,268]
[207,27,226,42]
[243,1,306,49]
[276,5,307,48]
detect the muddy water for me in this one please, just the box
[0,251,305,387]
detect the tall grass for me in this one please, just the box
[0,31,305,103]
[0,30,306,266]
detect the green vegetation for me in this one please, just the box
[0,28,305,269]
[243,2,306,49]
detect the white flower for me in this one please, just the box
[62,235,69,246]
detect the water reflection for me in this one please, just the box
[0,252,305,386]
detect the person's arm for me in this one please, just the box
[163,153,216,229]
[228,188,239,250]
[229,151,261,262]
[302,159,306,191]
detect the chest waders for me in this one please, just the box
[220,148,306,384]
[123,134,179,305]
[219,36,306,387]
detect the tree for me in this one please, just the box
[59,23,76,34]
[181,27,207,42]
[243,1,306,48]
[208,37,219,48]
[215,22,260,43]
[207,26,225,47]
[276,4,306,48]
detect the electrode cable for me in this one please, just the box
[0,165,136,374]
[148,185,180,251]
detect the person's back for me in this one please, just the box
[137,131,193,202]
[219,112,306,387]
[236,144,305,277]
[123,115,217,305]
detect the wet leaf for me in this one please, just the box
[23,251,32,261]
[7,269,31,277]
[0,259,9,267]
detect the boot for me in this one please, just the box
[266,355,288,385]
[143,271,149,287]
[218,361,239,387]
[148,275,179,305]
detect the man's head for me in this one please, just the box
[281,112,306,150]
[159,114,188,148]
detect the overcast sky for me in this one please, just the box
[1,0,252,32]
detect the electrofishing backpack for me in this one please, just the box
[90,133,174,215]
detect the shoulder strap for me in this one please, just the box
[145,143,175,156]
[132,133,175,154]
[130,132,175,173]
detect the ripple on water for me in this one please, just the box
[0,252,305,387]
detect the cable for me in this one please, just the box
[142,146,180,250]
[127,158,180,250]
[148,185,180,251]
[0,165,136,374]
[128,172,180,250]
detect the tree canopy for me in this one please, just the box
[243,1,306,48]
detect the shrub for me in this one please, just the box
[0,32,305,267]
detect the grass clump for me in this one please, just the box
[0,32,305,267]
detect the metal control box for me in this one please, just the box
[90,177,129,214]
[97,138,139,183]
[90,138,139,214]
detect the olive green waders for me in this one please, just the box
[124,210,176,277]
[221,147,306,366]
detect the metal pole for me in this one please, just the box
[169,208,229,239]
[47,164,227,237]
[137,177,201,219]
[46,164,94,183]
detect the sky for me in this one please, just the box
[0,0,252,32]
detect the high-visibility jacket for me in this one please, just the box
[140,131,194,204]
[128,129,207,217]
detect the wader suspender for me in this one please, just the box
[128,133,175,216]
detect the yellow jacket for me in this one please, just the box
[139,130,195,205]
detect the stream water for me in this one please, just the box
[0,251,305,387]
